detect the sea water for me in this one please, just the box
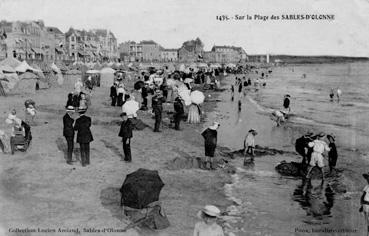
[208,62,369,235]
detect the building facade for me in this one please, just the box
[210,46,248,63]
[160,49,178,62]
[118,41,143,62]
[178,38,204,62]
[140,40,160,62]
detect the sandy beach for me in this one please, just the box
[1,64,369,236]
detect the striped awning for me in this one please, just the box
[32,48,44,54]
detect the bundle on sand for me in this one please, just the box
[225,145,287,159]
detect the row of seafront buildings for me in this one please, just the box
[0,20,118,63]
[0,20,248,64]
[119,38,248,63]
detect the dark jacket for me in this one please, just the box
[118,119,133,139]
[174,98,184,114]
[283,98,290,109]
[74,115,93,143]
[63,113,75,137]
[201,128,217,146]
[110,85,117,97]
[152,95,166,111]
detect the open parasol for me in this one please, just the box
[120,168,164,209]
[190,90,205,105]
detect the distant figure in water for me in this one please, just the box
[327,134,338,174]
[306,132,330,183]
[238,100,242,112]
[329,88,334,102]
[336,88,342,102]
[360,173,369,235]
[244,129,257,162]
[302,74,306,78]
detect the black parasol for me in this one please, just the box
[134,80,145,90]
[120,168,164,209]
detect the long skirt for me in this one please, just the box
[0,131,11,153]
[205,143,216,157]
[187,104,200,124]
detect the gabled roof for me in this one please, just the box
[46,27,63,35]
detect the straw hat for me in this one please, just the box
[202,205,221,217]
[66,106,74,112]
[209,122,220,130]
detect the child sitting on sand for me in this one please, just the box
[193,205,224,236]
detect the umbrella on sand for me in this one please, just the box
[190,90,205,105]
[134,81,145,90]
[120,168,164,209]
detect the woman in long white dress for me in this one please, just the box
[187,103,201,124]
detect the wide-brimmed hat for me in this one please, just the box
[248,129,257,135]
[209,122,220,130]
[326,134,335,141]
[202,205,221,217]
[66,106,75,112]
[78,107,87,113]
[317,132,326,137]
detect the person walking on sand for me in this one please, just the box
[327,134,338,174]
[173,96,184,130]
[306,132,330,183]
[118,112,133,162]
[110,82,118,106]
[360,173,369,236]
[193,205,224,236]
[295,132,314,168]
[73,108,93,167]
[152,89,166,132]
[201,122,220,170]
[329,88,334,102]
[63,106,75,165]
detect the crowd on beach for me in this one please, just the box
[3,62,369,235]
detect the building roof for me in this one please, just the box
[140,40,157,45]
[162,48,178,52]
[46,26,63,35]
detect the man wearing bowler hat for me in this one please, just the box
[63,106,75,165]
[74,107,93,167]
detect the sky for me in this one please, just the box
[0,0,368,56]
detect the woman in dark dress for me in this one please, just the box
[327,135,338,173]
[201,122,220,170]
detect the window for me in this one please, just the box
[71,45,75,49]
[71,36,75,42]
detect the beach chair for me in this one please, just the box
[10,127,32,154]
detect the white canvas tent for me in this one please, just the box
[15,61,41,73]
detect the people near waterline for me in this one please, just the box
[118,112,133,162]
[327,134,338,173]
[329,88,334,102]
[295,132,314,167]
[244,129,257,159]
[272,110,286,126]
[117,83,126,106]
[63,106,75,165]
[336,88,342,102]
[193,205,224,236]
[152,89,166,132]
[238,81,243,98]
[238,100,242,112]
[187,103,201,124]
[201,122,220,170]
[247,78,251,86]
[230,85,234,96]
[173,96,184,130]
[305,132,330,182]
[360,173,369,235]
[73,107,93,167]
[110,82,118,106]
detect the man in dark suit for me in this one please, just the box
[73,108,93,166]
[63,106,75,164]
[118,112,133,162]
[152,90,166,132]
[173,96,184,130]
[110,82,117,106]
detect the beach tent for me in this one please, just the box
[100,67,115,87]
[15,61,41,73]
[86,70,100,74]
[13,72,38,94]
[0,65,16,73]
[0,57,21,68]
